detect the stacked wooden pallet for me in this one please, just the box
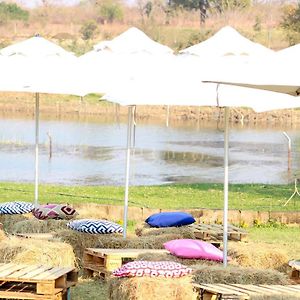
[289,260,300,283]
[0,263,78,300]
[194,283,300,300]
[190,224,248,242]
[83,248,168,278]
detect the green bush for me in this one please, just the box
[80,20,98,41]
[280,3,300,45]
[0,2,29,25]
[99,1,123,23]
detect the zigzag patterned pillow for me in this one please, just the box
[0,201,34,215]
[67,219,123,234]
[113,261,193,278]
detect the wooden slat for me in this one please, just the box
[0,265,27,278]
[31,267,64,280]
[33,267,75,281]
[6,265,42,280]
[21,266,54,280]
[0,264,16,274]
[194,284,248,296]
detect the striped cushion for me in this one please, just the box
[67,219,123,234]
[0,201,34,215]
[113,261,193,278]
[33,204,78,220]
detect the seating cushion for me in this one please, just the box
[113,261,192,278]
[67,219,123,234]
[32,204,78,220]
[145,212,195,228]
[0,201,34,215]
[164,239,223,261]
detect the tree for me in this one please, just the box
[80,20,98,40]
[99,0,123,23]
[280,3,300,45]
[168,0,251,26]
[0,2,29,25]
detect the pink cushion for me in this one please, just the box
[112,261,192,278]
[33,204,78,220]
[164,239,223,261]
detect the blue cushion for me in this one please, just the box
[145,212,195,228]
[67,219,123,234]
[0,201,34,215]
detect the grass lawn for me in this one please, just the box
[72,279,108,300]
[0,182,299,211]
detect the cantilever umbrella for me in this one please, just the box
[202,52,300,96]
[0,36,83,205]
[103,52,300,267]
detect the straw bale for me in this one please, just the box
[228,241,289,272]
[0,214,29,233]
[135,224,195,239]
[54,230,182,264]
[192,264,289,285]
[0,236,76,267]
[137,252,220,267]
[108,276,196,300]
[12,219,69,234]
[0,229,6,241]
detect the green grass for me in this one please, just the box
[72,278,108,300]
[1,182,300,211]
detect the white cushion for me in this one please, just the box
[67,219,123,234]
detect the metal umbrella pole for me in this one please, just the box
[223,106,229,267]
[34,93,40,206]
[123,105,135,238]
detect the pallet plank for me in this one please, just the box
[0,265,27,278]
[6,265,43,279]
[20,266,55,280]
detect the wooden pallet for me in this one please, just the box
[190,224,248,242]
[289,260,300,282]
[83,248,168,278]
[0,264,78,300]
[194,283,300,300]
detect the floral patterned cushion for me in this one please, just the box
[32,204,78,220]
[113,261,193,278]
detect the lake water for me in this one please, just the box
[0,117,298,186]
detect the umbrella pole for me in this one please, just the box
[34,93,39,206]
[123,106,134,238]
[223,106,229,267]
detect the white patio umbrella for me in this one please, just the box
[0,36,81,205]
[180,26,273,58]
[103,53,300,267]
[202,53,300,96]
[93,27,173,55]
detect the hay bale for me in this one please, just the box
[0,236,75,267]
[0,229,6,241]
[192,264,289,285]
[229,242,289,272]
[108,276,196,300]
[135,224,195,239]
[12,219,69,234]
[137,252,220,267]
[55,230,182,265]
[0,214,29,233]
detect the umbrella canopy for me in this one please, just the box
[180,26,273,58]
[79,28,175,94]
[0,35,75,58]
[202,54,300,96]
[93,27,173,54]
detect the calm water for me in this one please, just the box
[0,117,298,186]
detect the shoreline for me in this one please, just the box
[0,92,299,128]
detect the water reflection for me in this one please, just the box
[0,116,298,186]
